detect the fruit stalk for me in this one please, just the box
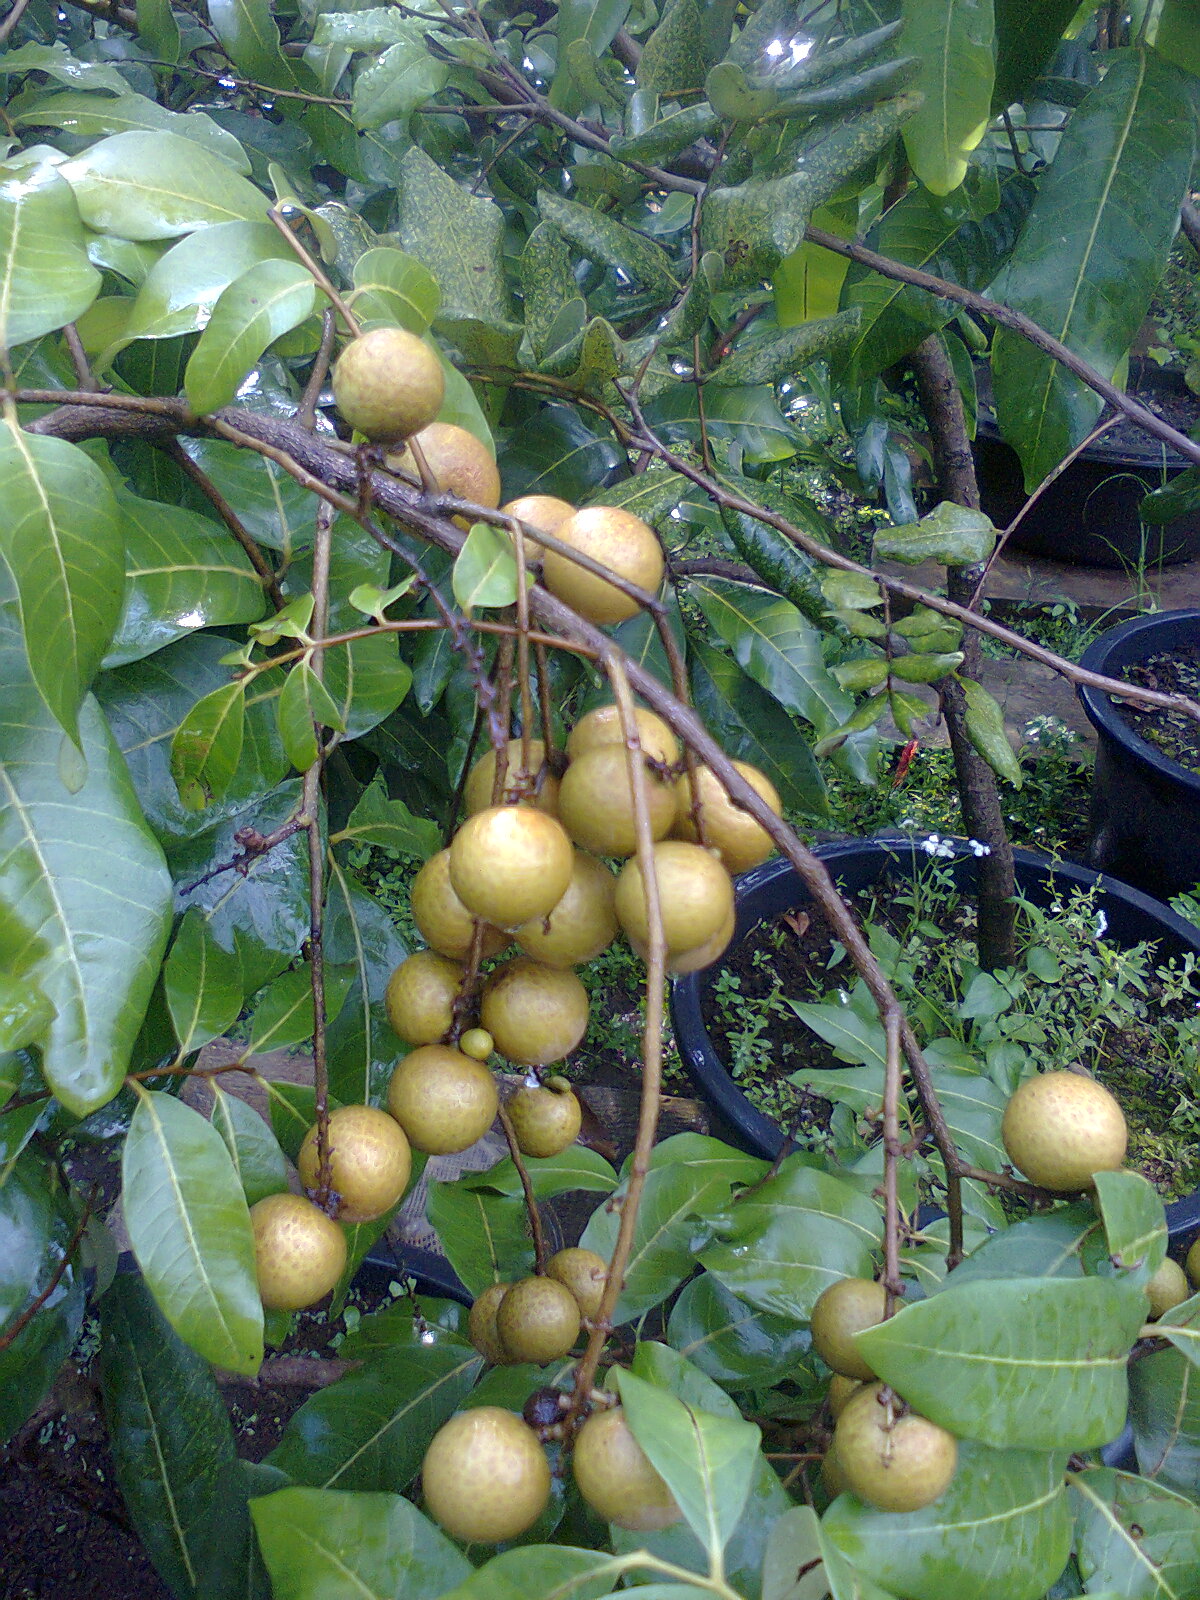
[882,1013,903,1314]
[497,1098,549,1273]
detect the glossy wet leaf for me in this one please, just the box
[0,161,100,348]
[210,1084,289,1207]
[855,1276,1146,1449]
[123,1088,263,1374]
[120,221,296,345]
[426,1180,536,1297]
[324,860,410,1106]
[452,523,519,611]
[438,1546,620,1600]
[471,1146,618,1200]
[393,143,509,326]
[170,679,247,811]
[1092,1169,1167,1279]
[100,1274,259,1598]
[164,907,243,1054]
[0,422,124,747]
[824,1440,1071,1600]
[352,34,450,131]
[350,245,439,333]
[667,1272,813,1386]
[277,658,347,773]
[14,91,250,170]
[245,962,353,1055]
[267,1344,484,1490]
[900,0,995,193]
[61,131,269,240]
[1071,1466,1200,1599]
[252,1486,471,1600]
[1129,1346,1200,1495]
[185,258,319,414]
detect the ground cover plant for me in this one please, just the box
[4,1,1200,1598]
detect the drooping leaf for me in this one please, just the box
[551,0,632,111]
[185,258,319,414]
[667,1273,814,1386]
[277,658,347,773]
[210,1084,289,1207]
[960,676,1023,788]
[170,679,247,811]
[332,772,439,858]
[1091,1169,1167,1280]
[324,860,410,1106]
[164,907,244,1054]
[0,161,100,348]
[252,1486,472,1600]
[99,1274,259,1598]
[61,131,269,240]
[873,501,996,566]
[352,33,451,131]
[899,0,996,193]
[0,422,124,746]
[122,1088,264,1374]
[119,221,296,345]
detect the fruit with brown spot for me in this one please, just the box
[1001,1070,1127,1191]
[250,1193,347,1311]
[507,1078,582,1158]
[297,1105,412,1223]
[386,1043,499,1154]
[391,422,501,527]
[834,1383,958,1513]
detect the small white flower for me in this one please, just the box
[919,833,942,856]
[1095,912,1109,939]
[420,1328,437,1346]
[968,839,992,857]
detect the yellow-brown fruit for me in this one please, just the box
[572,1406,682,1531]
[463,737,560,817]
[541,506,665,626]
[516,850,617,968]
[449,806,574,929]
[481,956,589,1066]
[507,1078,582,1158]
[392,422,501,527]
[1146,1257,1190,1319]
[1188,1236,1200,1289]
[821,1442,850,1500]
[545,1247,608,1320]
[495,1275,580,1363]
[331,327,444,443]
[631,908,736,975]
[566,704,680,768]
[614,841,735,957]
[834,1384,958,1513]
[1001,1070,1127,1191]
[828,1374,865,1421]
[673,761,782,876]
[810,1278,889,1381]
[249,1193,347,1312]
[460,1027,494,1061]
[500,494,576,538]
[386,1044,499,1154]
[421,1407,550,1543]
[297,1105,412,1224]
[468,1282,511,1364]
[384,949,462,1046]
[557,745,675,859]
[410,848,509,962]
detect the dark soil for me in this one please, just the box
[1100,381,1200,458]
[1118,645,1200,775]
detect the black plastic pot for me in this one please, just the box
[1078,609,1200,900]
[671,839,1200,1162]
[973,368,1200,568]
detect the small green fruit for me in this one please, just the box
[507,1079,582,1158]
[421,1407,550,1543]
[1146,1257,1190,1319]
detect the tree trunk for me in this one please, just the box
[909,335,1017,969]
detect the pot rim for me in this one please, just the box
[1078,608,1200,799]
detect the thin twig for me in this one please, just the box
[0,1187,96,1352]
[498,1100,548,1272]
[881,1014,903,1312]
[267,209,360,338]
[306,501,335,1208]
[168,442,286,610]
[61,324,95,390]
[294,309,337,431]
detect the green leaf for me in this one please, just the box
[99,1274,258,1597]
[120,221,295,345]
[855,1276,1147,1449]
[451,523,519,612]
[668,1273,813,1386]
[393,144,509,327]
[1092,1169,1167,1279]
[185,259,318,414]
[707,310,863,387]
[700,1158,881,1320]
[1156,0,1200,76]
[538,190,680,298]
[267,1345,484,1489]
[164,908,243,1055]
[246,962,353,1056]
[123,1088,264,1374]
[581,1135,768,1321]
[352,34,450,131]
[61,131,269,241]
[170,679,247,811]
[135,0,181,63]
[900,0,996,193]
[14,92,250,171]
[0,161,100,348]
[991,51,1197,486]
[210,1084,289,1208]
[689,636,828,818]
[333,772,439,857]
[960,676,1023,788]
[612,102,721,164]
[277,658,347,773]
[351,246,439,334]
[438,1546,620,1600]
[824,1439,1071,1600]
[471,1146,618,1201]
[551,0,632,111]
[1071,1466,1200,1600]
[252,1486,472,1600]
[637,0,708,95]
[0,41,129,92]
[324,861,409,1106]
[426,1179,537,1297]
[105,494,267,668]
[0,422,124,746]
[1129,1346,1200,1495]
[873,500,996,566]
[617,1366,761,1559]
[992,0,1079,106]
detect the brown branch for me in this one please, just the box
[267,209,359,338]
[497,1100,548,1273]
[881,1014,903,1313]
[0,1187,96,1352]
[305,501,335,1209]
[62,324,95,390]
[168,442,285,610]
[1182,200,1200,260]
[295,308,337,431]
[179,816,305,893]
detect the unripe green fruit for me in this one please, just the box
[464,738,560,817]
[386,1044,498,1154]
[384,949,462,1046]
[545,1247,608,1319]
[421,1407,550,1543]
[516,850,617,968]
[572,1406,681,1530]
[828,1373,865,1421]
[297,1105,411,1223]
[468,1282,511,1363]
[460,1027,494,1061]
[1188,1235,1200,1288]
[567,704,679,767]
[507,1079,582,1158]
[557,745,675,859]
[614,841,735,957]
[1001,1070,1127,1191]
[834,1383,958,1513]
[481,956,589,1066]
[810,1278,888,1381]
[250,1193,347,1311]
[1146,1257,1190,1319]
[410,848,509,962]
[495,1275,580,1364]
[331,327,444,443]
[449,806,574,929]
[541,506,665,626]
